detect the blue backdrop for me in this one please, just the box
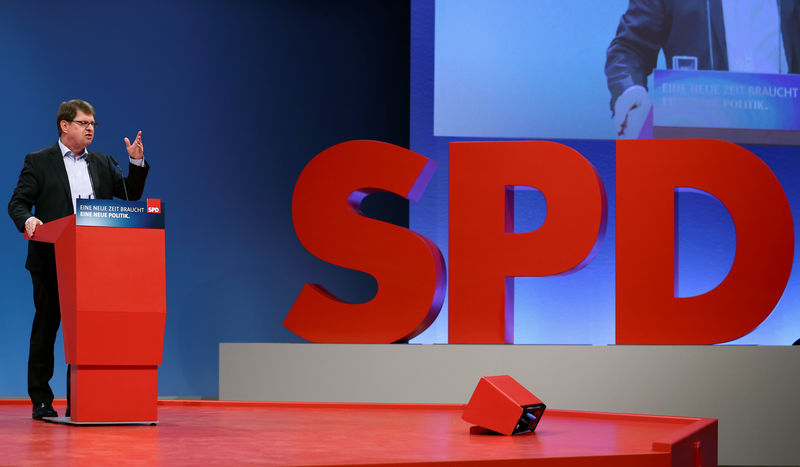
[0,1,410,398]
[3,0,798,401]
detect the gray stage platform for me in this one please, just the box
[220,343,800,466]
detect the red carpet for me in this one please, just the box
[0,399,716,466]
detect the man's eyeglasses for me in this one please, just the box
[70,120,98,128]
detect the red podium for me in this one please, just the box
[26,199,166,424]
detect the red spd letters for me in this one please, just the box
[286,139,794,344]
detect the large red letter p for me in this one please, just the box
[449,141,608,343]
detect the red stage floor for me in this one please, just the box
[0,399,716,466]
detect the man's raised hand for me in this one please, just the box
[124,130,144,160]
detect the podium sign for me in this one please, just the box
[652,69,800,145]
[27,199,166,424]
[76,198,165,228]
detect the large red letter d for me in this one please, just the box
[616,139,794,344]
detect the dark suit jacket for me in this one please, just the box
[605,0,800,110]
[8,143,149,272]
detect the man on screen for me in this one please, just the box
[8,99,150,420]
[605,0,800,138]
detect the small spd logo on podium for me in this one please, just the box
[147,198,162,214]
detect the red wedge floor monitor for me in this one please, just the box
[462,375,546,435]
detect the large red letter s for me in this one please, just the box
[285,140,445,343]
[616,139,794,344]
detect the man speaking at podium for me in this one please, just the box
[605,0,800,138]
[7,99,150,420]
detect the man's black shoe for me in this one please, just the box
[32,402,57,420]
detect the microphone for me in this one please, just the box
[705,0,715,69]
[85,157,96,198]
[109,155,129,201]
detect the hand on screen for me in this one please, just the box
[25,217,43,237]
[124,130,144,160]
[613,85,650,139]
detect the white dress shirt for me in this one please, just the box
[58,139,94,213]
[721,0,788,74]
